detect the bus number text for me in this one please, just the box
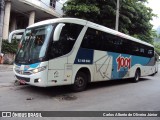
[116,55,131,71]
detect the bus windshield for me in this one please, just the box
[15,25,53,64]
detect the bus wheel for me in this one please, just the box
[133,69,140,83]
[72,72,87,92]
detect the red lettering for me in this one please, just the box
[116,55,131,71]
[116,56,121,71]
[121,57,125,67]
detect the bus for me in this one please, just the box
[11,18,157,91]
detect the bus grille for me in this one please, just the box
[15,75,30,82]
[15,70,32,75]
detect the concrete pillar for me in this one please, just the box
[2,1,11,40]
[0,0,5,53]
[0,0,5,38]
[28,11,35,26]
[10,17,17,32]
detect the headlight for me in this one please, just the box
[31,66,47,74]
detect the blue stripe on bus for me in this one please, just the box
[24,63,40,71]
[74,49,152,79]
[15,63,40,71]
[108,52,151,79]
[74,48,94,64]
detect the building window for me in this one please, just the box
[50,0,56,8]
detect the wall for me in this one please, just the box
[41,0,50,7]
[23,0,51,11]
[55,0,68,15]
[19,0,66,16]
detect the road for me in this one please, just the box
[0,65,160,120]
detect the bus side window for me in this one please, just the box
[122,38,131,54]
[81,28,97,50]
[48,23,83,59]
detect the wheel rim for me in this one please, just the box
[75,76,85,88]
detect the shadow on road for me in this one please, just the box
[14,77,151,99]
[20,85,73,97]
[87,77,150,90]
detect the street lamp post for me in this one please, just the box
[115,0,120,31]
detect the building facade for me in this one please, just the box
[0,0,5,52]
[0,0,5,40]
[0,0,68,41]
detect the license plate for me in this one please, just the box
[19,80,26,84]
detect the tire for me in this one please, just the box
[155,68,158,74]
[72,72,88,92]
[133,69,140,83]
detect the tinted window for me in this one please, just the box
[15,25,53,64]
[81,27,154,58]
[80,28,97,50]
[81,28,123,52]
[48,23,83,59]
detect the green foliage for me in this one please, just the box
[151,30,158,38]
[154,43,160,55]
[63,0,100,21]
[63,0,155,44]
[158,34,160,39]
[121,0,155,44]
[2,39,19,54]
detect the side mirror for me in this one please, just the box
[53,23,65,41]
[8,29,25,43]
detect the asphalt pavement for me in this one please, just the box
[0,64,13,72]
[0,64,160,120]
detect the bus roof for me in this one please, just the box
[27,18,153,48]
[27,18,87,28]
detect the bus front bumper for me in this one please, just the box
[14,69,48,87]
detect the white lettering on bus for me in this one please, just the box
[78,59,91,63]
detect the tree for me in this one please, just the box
[63,0,155,44]
[154,43,160,55]
[154,32,160,55]
[63,0,100,22]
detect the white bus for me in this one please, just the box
[12,18,157,91]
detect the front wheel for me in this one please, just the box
[72,72,87,92]
[133,69,140,83]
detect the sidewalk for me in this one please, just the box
[0,64,13,72]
